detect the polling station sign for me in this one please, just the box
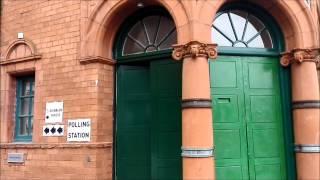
[67,119,91,142]
[45,101,63,124]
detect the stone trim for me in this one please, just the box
[292,100,320,109]
[1,39,41,65]
[295,144,320,153]
[79,56,116,65]
[0,142,112,149]
[182,99,212,109]
[280,48,320,67]
[181,147,214,158]
[172,41,218,61]
[0,55,41,65]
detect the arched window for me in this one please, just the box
[119,11,177,56]
[212,10,273,49]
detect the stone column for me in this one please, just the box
[172,41,217,180]
[281,48,320,179]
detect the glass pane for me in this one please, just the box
[158,30,177,50]
[122,15,176,55]
[29,116,33,135]
[260,30,273,48]
[145,45,158,53]
[22,81,31,96]
[248,14,265,31]
[243,15,264,43]
[20,98,30,115]
[143,16,161,45]
[247,35,264,48]
[155,16,176,46]
[123,37,144,55]
[19,117,28,136]
[211,28,233,46]
[128,21,148,47]
[213,13,236,42]
[31,81,35,95]
[30,98,34,115]
[230,10,247,40]
[212,10,273,49]
[234,41,247,48]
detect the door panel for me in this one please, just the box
[210,57,249,179]
[116,60,182,180]
[243,58,286,180]
[116,66,151,180]
[211,56,286,180]
[151,60,182,180]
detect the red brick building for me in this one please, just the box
[0,0,319,179]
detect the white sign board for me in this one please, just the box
[45,101,63,124]
[67,119,91,142]
[43,125,64,136]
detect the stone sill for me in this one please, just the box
[0,142,112,149]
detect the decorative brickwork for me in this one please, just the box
[1,39,41,65]
[172,41,218,60]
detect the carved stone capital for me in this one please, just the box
[172,41,218,61]
[280,48,320,67]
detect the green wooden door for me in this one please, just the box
[210,56,286,180]
[151,60,182,180]
[116,65,151,180]
[116,60,182,180]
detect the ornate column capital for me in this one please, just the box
[280,48,320,67]
[172,41,218,61]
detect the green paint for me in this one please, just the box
[116,60,182,180]
[210,56,287,179]
[114,2,296,179]
[213,2,296,179]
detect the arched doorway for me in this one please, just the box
[210,3,294,179]
[114,7,182,180]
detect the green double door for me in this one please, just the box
[210,56,286,179]
[116,59,182,180]
[116,56,287,180]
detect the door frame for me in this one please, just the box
[215,2,296,179]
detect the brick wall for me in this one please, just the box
[0,0,114,179]
[0,144,112,180]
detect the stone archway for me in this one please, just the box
[79,0,189,62]
[79,0,319,179]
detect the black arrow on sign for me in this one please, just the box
[44,128,50,134]
[57,127,63,134]
[51,127,56,134]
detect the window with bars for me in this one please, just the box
[15,76,34,142]
[212,10,273,49]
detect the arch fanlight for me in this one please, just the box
[121,15,177,56]
[1,39,41,65]
[212,10,273,49]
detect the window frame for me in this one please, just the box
[213,3,284,57]
[114,7,176,63]
[14,76,34,142]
